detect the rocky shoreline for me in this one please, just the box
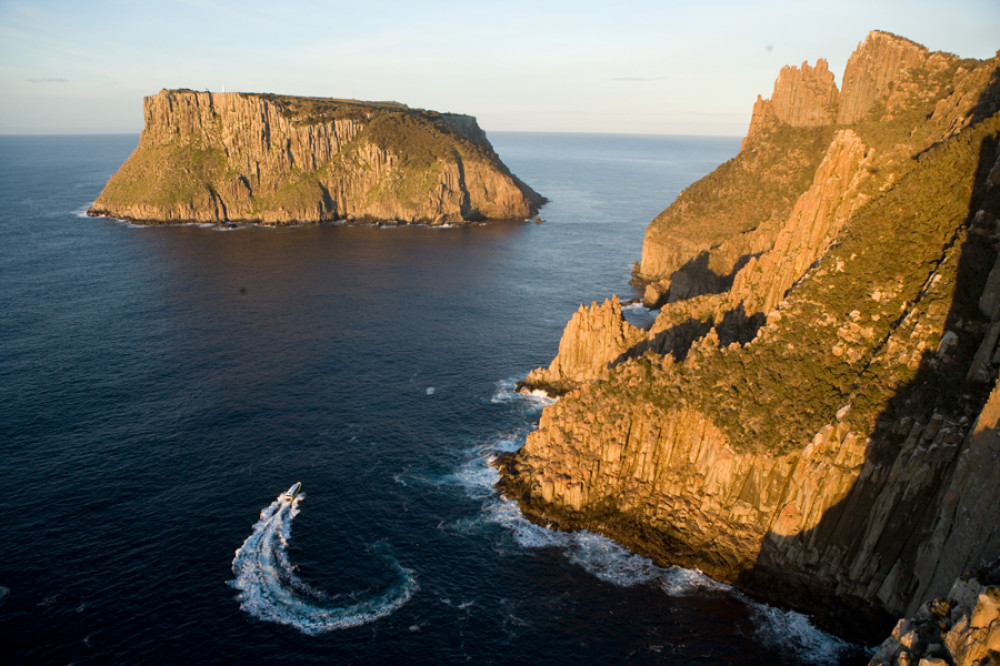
[868,561,1000,666]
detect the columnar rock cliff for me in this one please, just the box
[502,31,1000,642]
[88,90,543,226]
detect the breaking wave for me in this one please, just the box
[437,430,722,598]
[489,377,555,409]
[746,600,856,665]
[621,301,659,329]
[452,382,856,664]
[230,488,418,636]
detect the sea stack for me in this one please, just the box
[501,30,1000,645]
[88,90,544,226]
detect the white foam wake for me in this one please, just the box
[230,489,417,635]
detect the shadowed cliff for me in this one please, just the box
[741,123,1000,641]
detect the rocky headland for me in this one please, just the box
[500,30,1000,649]
[88,90,543,226]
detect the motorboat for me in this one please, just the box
[282,482,302,502]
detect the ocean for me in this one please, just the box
[0,132,870,664]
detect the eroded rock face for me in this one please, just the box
[744,58,840,144]
[89,90,543,226]
[520,295,644,393]
[771,58,840,126]
[502,31,1000,642]
[727,128,873,314]
[837,30,939,124]
[636,62,841,307]
[635,30,995,309]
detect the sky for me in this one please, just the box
[0,0,997,136]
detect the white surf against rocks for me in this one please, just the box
[468,449,851,664]
[230,487,418,636]
[461,384,854,665]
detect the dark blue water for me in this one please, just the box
[0,133,867,664]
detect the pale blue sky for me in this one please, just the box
[1,0,996,135]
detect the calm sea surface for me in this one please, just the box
[0,132,869,664]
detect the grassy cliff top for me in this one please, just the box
[240,92,412,123]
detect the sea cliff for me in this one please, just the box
[88,90,543,226]
[501,30,1000,645]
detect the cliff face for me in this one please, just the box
[635,30,994,310]
[89,90,543,226]
[837,31,945,124]
[634,53,843,306]
[745,58,840,139]
[503,31,1000,641]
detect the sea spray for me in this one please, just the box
[230,487,418,635]
[748,602,855,666]
[478,451,853,663]
[433,382,858,664]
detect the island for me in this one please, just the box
[88,90,544,226]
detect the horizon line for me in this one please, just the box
[0,128,746,139]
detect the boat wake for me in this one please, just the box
[230,486,418,636]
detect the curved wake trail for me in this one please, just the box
[230,488,418,635]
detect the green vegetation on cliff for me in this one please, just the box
[645,124,834,254]
[252,92,407,123]
[98,142,226,210]
[699,116,998,453]
[255,92,499,166]
[596,113,999,456]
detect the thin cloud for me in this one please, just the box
[612,76,663,82]
[26,77,68,83]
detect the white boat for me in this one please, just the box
[282,482,302,502]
